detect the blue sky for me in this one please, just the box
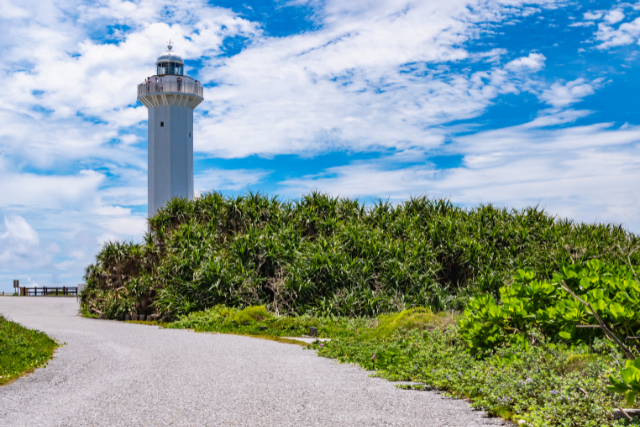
[1,0,640,291]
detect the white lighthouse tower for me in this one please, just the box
[137,43,204,217]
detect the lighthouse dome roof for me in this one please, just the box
[156,44,183,64]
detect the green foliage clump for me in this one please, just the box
[81,192,640,319]
[363,307,455,339]
[170,305,454,341]
[459,260,640,357]
[80,241,157,318]
[170,304,375,339]
[232,305,272,324]
[609,357,640,407]
[315,328,629,427]
[0,315,57,386]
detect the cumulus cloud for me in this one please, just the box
[596,17,640,49]
[504,53,546,72]
[584,11,603,20]
[605,9,625,24]
[0,215,57,270]
[0,0,260,166]
[538,78,601,108]
[0,167,105,210]
[592,4,640,49]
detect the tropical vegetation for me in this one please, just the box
[79,192,640,319]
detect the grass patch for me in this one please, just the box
[169,304,376,339]
[0,315,58,386]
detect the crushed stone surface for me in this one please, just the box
[0,298,509,427]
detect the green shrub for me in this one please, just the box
[609,357,640,406]
[231,305,273,324]
[459,260,640,357]
[81,192,640,318]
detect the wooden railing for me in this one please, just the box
[20,287,78,296]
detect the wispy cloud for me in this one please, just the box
[538,78,602,108]
[195,168,270,193]
[195,1,561,158]
[281,121,640,229]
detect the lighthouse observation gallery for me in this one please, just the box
[137,44,204,217]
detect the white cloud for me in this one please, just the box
[523,109,592,128]
[504,53,546,72]
[0,215,56,269]
[281,122,640,231]
[605,9,625,24]
[538,78,600,108]
[584,11,603,20]
[569,21,595,27]
[595,17,640,49]
[195,168,270,193]
[591,3,640,49]
[0,0,261,166]
[0,167,105,210]
[195,1,553,159]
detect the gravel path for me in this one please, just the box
[0,298,507,427]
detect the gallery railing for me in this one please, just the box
[137,78,203,97]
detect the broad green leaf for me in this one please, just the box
[558,331,571,340]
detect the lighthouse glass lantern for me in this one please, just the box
[137,43,204,217]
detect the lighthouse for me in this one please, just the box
[137,43,204,217]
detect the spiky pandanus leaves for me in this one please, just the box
[81,239,158,317]
[81,192,640,319]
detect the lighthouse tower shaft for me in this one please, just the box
[137,46,203,217]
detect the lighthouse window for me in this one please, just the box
[157,62,183,76]
[160,122,164,127]
[189,132,191,137]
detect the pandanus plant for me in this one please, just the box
[81,191,640,321]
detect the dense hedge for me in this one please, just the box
[80,192,640,318]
